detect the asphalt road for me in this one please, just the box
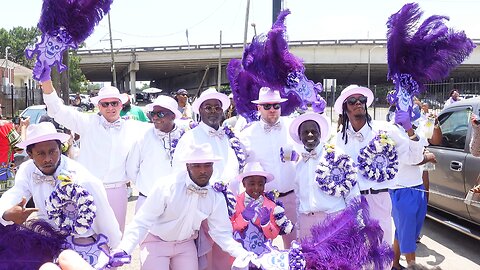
[121,191,480,270]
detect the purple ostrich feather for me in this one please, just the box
[38,0,113,44]
[387,2,475,92]
[300,197,393,269]
[227,9,324,120]
[0,219,67,270]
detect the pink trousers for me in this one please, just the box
[105,184,127,233]
[364,192,394,246]
[140,233,198,270]
[297,211,338,239]
[277,192,298,248]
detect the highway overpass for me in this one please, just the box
[78,39,480,94]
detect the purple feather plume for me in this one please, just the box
[0,219,68,270]
[38,0,113,44]
[387,2,475,92]
[227,9,324,120]
[300,197,393,270]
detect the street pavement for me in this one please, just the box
[121,190,480,270]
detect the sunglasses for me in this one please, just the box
[99,101,120,108]
[201,106,223,113]
[261,103,281,110]
[149,111,173,118]
[345,96,368,105]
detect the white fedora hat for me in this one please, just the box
[181,143,222,163]
[90,85,128,105]
[289,112,330,144]
[251,87,288,104]
[333,85,374,114]
[17,122,70,149]
[146,95,182,119]
[192,88,230,114]
[235,161,274,183]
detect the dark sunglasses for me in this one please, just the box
[99,101,120,108]
[201,106,223,113]
[261,103,281,110]
[149,111,173,118]
[345,96,368,105]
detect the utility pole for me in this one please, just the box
[107,12,117,87]
[243,0,250,49]
[272,0,284,24]
[218,30,222,91]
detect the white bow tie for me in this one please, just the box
[102,120,122,130]
[346,129,364,142]
[32,172,56,186]
[301,151,318,162]
[264,122,281,133]
[187,184,209,197]
[208,129,225,139]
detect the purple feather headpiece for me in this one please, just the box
[227,9,326,122]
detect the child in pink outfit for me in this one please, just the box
[230,162,293,255]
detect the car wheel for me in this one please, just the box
[80,104,88,111]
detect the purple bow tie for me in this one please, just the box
[32,172,56,186]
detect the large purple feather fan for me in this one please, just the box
[0,219,67,270]
[387,2,475,92]
[38,0,113,44]
[300,197,393,269]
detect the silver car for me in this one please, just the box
[427,97,480,230]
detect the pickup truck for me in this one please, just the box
[427,97,480,233]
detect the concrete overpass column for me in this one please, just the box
[129,62,140,97]
[124,76,130,93]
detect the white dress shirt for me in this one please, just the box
[0,155,121,247]
[336,121,424,191]
[295,143,361,214]
[391,133,429,189]
[239,118,296,193]
[118,171,250,263]
[172,122,240,192]
[43,91,148,184]
[126,125,185,196]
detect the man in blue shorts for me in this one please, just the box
[390,147,436,270]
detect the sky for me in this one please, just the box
[2,0,480,50]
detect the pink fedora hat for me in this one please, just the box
[146,95,182,119]
[90,85,128,105]
[333,85,374,114]
[192,88,230,114]
[235,161,274,183]
[17,122,70,149]
[289,112,331,144]
[251,87,288,104]
[181,143,222,163]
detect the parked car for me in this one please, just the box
[427,97,480,230]
[69,93,94,111]
[19,104,47,124]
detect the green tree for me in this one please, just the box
[69,50,87,93]
[0,26,40,68]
